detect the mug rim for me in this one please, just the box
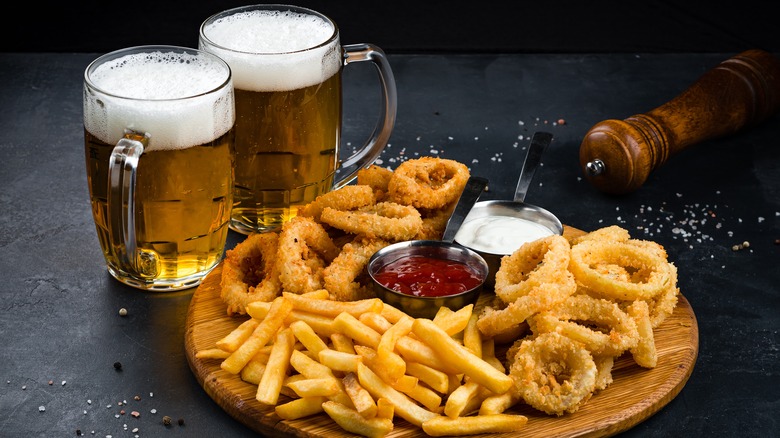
[84,45,233,102]
[199,4,340,56]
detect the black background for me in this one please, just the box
[4,0,779,54]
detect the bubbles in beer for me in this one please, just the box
[84,50,234,152]
[201,9,341,92]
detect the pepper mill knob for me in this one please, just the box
[579,49,780,194]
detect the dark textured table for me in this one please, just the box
[1,51,778,437]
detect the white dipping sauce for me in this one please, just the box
[455,215,554,255]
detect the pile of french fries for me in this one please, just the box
[196,290,528,437]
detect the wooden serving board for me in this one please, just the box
[184,229,699,437]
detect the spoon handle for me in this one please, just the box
[442,176,489,243]
[514,131,553,203]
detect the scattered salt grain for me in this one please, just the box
[38,406,45,412]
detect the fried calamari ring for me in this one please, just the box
[494,235,573,304]
[297,185,376,221]
[570,225,630,246]
[625,300,657,368]
[319,202,423,241]
[529,294,639,357]
[592,354,614,391]
[220,232,282,316]
[569,239,673,301]
[323,237,390,302]
[477,276,576,339]
[387,157,470,210]
[509,332,597,416]
[275,216,341,294]
[357,164,394,202]
[414,202,456,240]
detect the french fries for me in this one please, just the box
[198,293,530,437]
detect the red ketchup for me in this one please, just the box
[373,255,483,297]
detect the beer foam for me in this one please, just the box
[201,9,341,92]
[84,50,234,151]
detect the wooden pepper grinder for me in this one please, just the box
[579,49,780,194]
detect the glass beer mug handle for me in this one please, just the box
[107,132,148,275]
[334,43,398,189]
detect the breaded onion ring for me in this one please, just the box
[220,232,282,316]
[570,225,630,246]
[625,300,657,368]
[297,185,376,221]
[529,295,639,357]
[275,216,340,294]
[414,202,457,241]
[387,157,470,210]
[323,237,390,302]
[320,202,423,241]
[357,164,394,202]
[477,277,576,339]
[494,235,573,304]
[509,332,597,416]
[569,239,673,301]
[592,355,615,391]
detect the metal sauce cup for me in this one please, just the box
[454,132,563,287]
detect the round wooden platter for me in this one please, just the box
[184,230,699,438]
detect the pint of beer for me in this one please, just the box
[200,4,397,234]
[83,46,235,291]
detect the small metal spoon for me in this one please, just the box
[454,131,563,286]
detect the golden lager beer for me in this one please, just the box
[83,46,235,291]
[200,4,397,234]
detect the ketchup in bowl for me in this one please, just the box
[367,240,488,319]
[372,255,484,297]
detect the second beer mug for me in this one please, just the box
[199,4,397,234]
[83,46,235,291]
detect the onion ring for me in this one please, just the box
[593,354,614,391]
[297,185,376,221]
[220,232,282,316]
[569,239,673,301]
[477,276,576,339]
[529,294,639,357]
[509,332,597,416]
[323,237,390,301]
[625,300,657,368]
[414,202,457,240]
[357,164,394,202]
[494,235,573,304]
[570,225,630,245]
[387,157,470,210]
[275,216,340,294]
[319,202,423,241]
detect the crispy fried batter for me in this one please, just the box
[220,232,282,316]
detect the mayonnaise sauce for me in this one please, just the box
[455,215,554,255]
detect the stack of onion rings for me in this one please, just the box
[219,157,472,313]
[478,224,679,416]
[477,235,576,339]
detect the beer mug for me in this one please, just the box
[83,46,235,291]
[199,4,397,234]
